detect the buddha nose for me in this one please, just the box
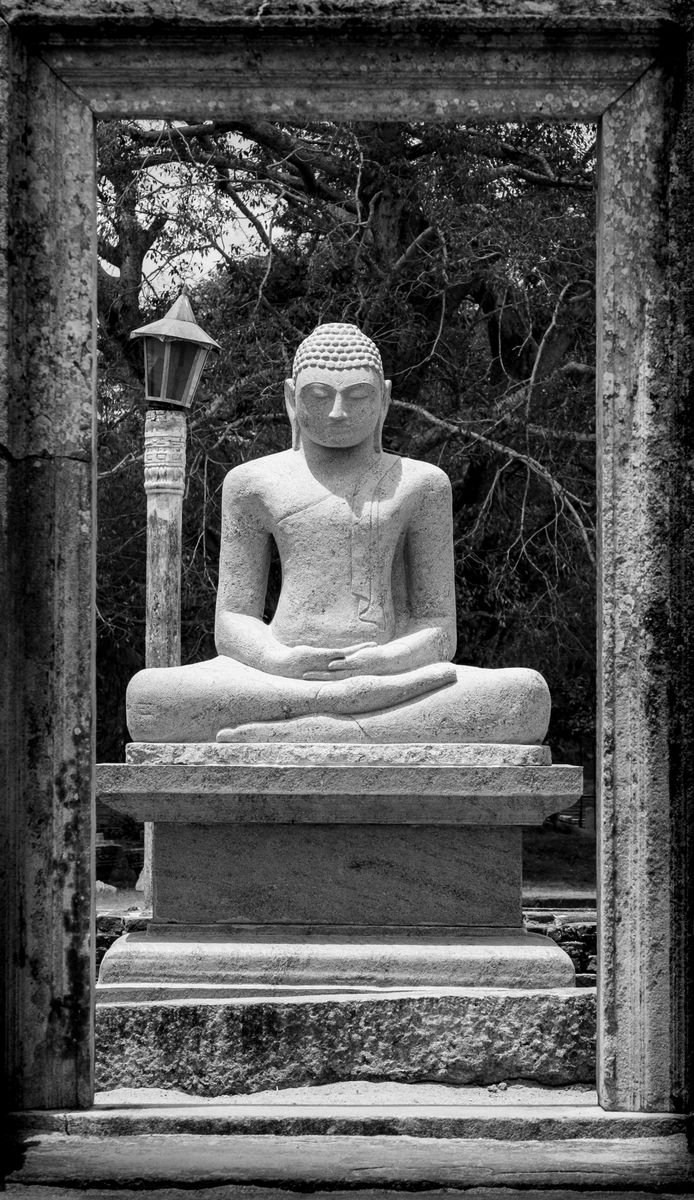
[328,392,348,420]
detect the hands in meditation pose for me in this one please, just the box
[126,323,550,743]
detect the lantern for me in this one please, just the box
[130,289,220,409]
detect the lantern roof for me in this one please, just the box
[130,290,221,351]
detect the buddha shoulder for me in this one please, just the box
[222,451,294,501]
[220,452,297,530]
[397,455,452,500]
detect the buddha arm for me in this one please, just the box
[214,471,276,670]
[215,465,369,680]
[399,468,457,663]
[329,622,453,677]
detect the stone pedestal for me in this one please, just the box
[96,743,585,1092]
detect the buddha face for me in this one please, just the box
[285,365,392,451]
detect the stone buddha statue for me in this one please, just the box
[127,323,550,744]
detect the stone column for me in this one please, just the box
[144,408,186,669]
[597,54,694,1112]
[141,408,186,905]
[0,32,96,1109]
[667,3,694,1116]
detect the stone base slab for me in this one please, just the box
[95,987,595,1094]
[98,930,575,995]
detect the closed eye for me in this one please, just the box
[302,385,335,401]
[343,386,377,401]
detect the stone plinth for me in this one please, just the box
[96,742,582,1090]
[97,743,581,993]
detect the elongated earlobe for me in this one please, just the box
[374,379,392,451]
[284,379,301,450]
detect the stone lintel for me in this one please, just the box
[39,35,659,123]
[1,1,674,35]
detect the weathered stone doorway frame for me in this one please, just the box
[1,1,691,1116]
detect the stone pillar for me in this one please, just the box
[143,408,186,669]
[0,31,96,1109]
[597,54,694,1111]
[667,3,694,1116]
[141,408,186,905]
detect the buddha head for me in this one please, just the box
[285,323,392,452]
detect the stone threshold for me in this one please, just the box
[11,1100,688,1142]
[9,1087,691,1192]
[6,1130,693,1192]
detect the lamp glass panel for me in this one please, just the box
[167,341,200,405]
[144,338,167,399]
[183,349,210,407]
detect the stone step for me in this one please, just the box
[4,1190,692,1200]
[13,1099,687,1141]
[6,1132,693,1191]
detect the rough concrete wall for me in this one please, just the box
[0,28,97,1109]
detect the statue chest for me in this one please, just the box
[273,490,404,571]
[271,490,404,639]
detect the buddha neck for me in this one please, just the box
[298,434,384,482]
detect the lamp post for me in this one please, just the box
[130,288,220,670]
[130,289,219,903]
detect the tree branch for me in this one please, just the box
[216,182,273,250]
[230,120,346,183]
[391,226,438,274]
[98,237,122,269]
[392,399,596,567]
[143,211,169,250]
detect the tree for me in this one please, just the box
[96,118,596,762]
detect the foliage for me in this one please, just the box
[96,119,597,762]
